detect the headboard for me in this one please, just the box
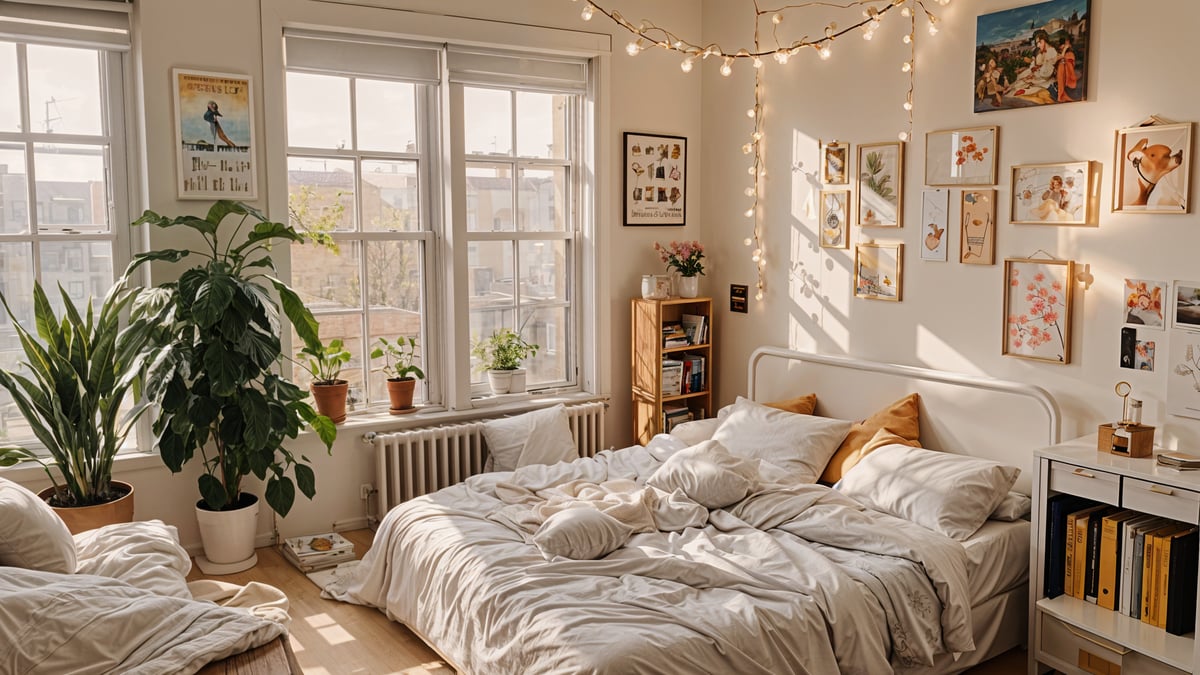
[747,347,1061,495]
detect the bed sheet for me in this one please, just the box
[961,519,1030,607]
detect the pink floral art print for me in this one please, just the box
[925,126,998,186]
[1003,258,1075,363]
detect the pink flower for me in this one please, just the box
[1034,273,1045,283]
[1043,310,1058,324]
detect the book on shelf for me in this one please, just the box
[662,403,692,432]
[1083,506,1115,603]
[680,313,708,345]
[1156,451,1200,469]
[1119,514,1162,616]
[1141,522,1189,625]
[662,359,684,396]
[683,353,705,394]
[662,322,689,348]
[1166,528,1199,635]
[1097,510,1138,610]
[1044,494,1092,598]
[1065,503,1108,599]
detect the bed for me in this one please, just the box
[329,348,1061,674]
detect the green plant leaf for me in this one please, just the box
[294,463,316,499]
[198,473,227,510]
[192,272,236,329]
[265,476,296,517]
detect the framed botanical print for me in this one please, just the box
[1011,161,1097,225]
[974,0,1090,113]
[624,132,687,226]
[854,242,902,301]
[821,140,849,185]
[960,189,996,265]
[925,126,998,186]
[920,189,949,261]
[1003,257,1074,363]
[1112,122,1192,214]
[856,141,904,227]
[172,68,257,199]
[819,190,849,248]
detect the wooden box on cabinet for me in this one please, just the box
[630,297,714,446]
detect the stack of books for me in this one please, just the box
[1157,451,1200,470]
[281,532,356,572]
[680,313,708,346]
[662,322,690,348]
[662,403,693,432]
[680,354,705,394]
[662,359,685,395]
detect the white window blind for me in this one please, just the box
[285,31,440,84]
[0,0,129,50]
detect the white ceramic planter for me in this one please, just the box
[487,369,513,394]
[509,368,527,393]
[678,275,699,298]
[194,493,259,575]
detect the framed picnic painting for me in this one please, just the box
[1010,161,1096,224]
[974,0,1090,113]
[173,68,257,199]
[960,189,996,265]
[925,126,998,186]
[1112,122,1192,214]
[821,140,849,185]
[856,141,904,227]
[624,132,687,226]
[819,190,849,248]
[854,242,902,301]
[1003,257,1074,363]
[920,189,949,261]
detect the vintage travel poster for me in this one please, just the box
[173,69,257,199]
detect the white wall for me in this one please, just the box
[13,0,702,551]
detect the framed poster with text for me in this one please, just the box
[172,68,258,200]
[624,132,686,226]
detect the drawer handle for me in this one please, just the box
[1062,623,1132,656]
[1071,468,1096,479]
[1149,484,1175,496]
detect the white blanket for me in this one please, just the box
[329,439,973,674]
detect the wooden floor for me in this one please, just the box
[190,529,1026,674]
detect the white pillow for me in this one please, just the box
[646,440,758,509]
[73,520,192,598]
[532,507,633,560]
[837,444,1020,541]
[482,404,577,472]
[0,477,77,573]
[668,417,721,446]
[990,491,1032,521]
[711,397,852,483]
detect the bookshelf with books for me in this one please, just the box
[1031,436,1200,674]
[631,297,713,445]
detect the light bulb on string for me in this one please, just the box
[774,50,790,64]
[771,12,783,24]
[743,238,753,246]
[752,56,763,68]
[747,108,756,118]
[898,131,909,141]
[580,4,594,20]
[818,45,832,60]
[751,131,763,141]
[625,41,642,56]
[928,21,939,35]
[744,187,756,197]
[901,6,912,17]
[744,208,754,218]
[901,61,912,72]
[742,143,752,154]
[755,290,764,301]
[720,57,733,76]
[680,56,695,73]
[902,34,912,44]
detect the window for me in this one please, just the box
[0,5,132,449]
[282,31,592,411]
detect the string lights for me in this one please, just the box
[576,0,951,299]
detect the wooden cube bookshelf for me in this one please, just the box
[631,297,714,445]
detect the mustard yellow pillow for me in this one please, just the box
[819,393,921,485]
[764,393,817,415]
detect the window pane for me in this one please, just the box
[465,162,513,232]
[464,87,511,156]
[0,143,29,234]
[467,240,513,304]
[288,156,356,232]
[0,242,34,329]
[521,305,568,386]
[518,167,566,232]
[0,43,19,132]
[519,240,567,302]
[291,315,365,410]
[356,79,416,153]
[26,45,101,136]
[516,92,566,159]
[292,240,362,310]
[362,160,419,232]
[286,72,351,149]
[469,308,514,383]
[34,144,107,231]
[39,240,112,315]
[367,307,425,406]
[365,240,422,311]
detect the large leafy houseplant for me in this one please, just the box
[0,278,154,507]
[129,201,336,516]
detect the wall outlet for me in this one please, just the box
[359,483,373,501]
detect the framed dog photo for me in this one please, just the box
[1010,161,1097,225]
[920,189,949,262]
[818,190,849,248]
[821,140,849,185]
[624,131,686,226]
[925,126,998,186]
[1002,257,1075,364]
[856,141,904,227]
[1113,122,1192,214]
[960,189,996,265]
[854,242,902,301]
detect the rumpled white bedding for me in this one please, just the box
[329,437,976,675]
[0,519,288,675]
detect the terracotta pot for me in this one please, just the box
[386,377,417,414]
[195,492,259,575]
[39,480,135,535]
[311,380,349,424]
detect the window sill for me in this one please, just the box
[1,450,164,483]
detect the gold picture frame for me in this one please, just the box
[960,189,996,265]
[1112,122,1192,214]
[821,140,849,185]
[924,126,998,186]
[1010,161,1098,225]
[819,190,849,248]
[854,242,902,301]
[1002,257,1075,364]
[856,141,904,227]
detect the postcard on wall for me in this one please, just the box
[856,142,903,227]
[1168,330,1200,419]
[172,68,257,200]
[1123,278,1167,329]
[1120,327,1155,371]
[959,189,996,264]
[1175,281,1200,329]
[920,189,949,261]
[624,132,686,226]
[974,0,1090,113]
[819,190,849,248]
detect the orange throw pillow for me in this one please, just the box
[819,393,920,484]
[764,393,817,415]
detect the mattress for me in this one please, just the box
[961,519,1030,606]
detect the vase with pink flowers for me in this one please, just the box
[654,240,705,298]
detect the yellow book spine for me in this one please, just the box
[1142,532,1157,624]
[1073,515,1089,599]
[1097,517,1121,610]
[1064,512,1078,598]
[1156,534,1175,628]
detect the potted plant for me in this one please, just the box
[298,337,352,423]
[370,336,424,414]
[654,240,706,298]
[0,278,155,533]
[471,328,539,394]
[128,200,336,574]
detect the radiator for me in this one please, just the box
[366,401,607,525]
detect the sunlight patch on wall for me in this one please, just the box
[917,324,982,375]
[790,128,819,224]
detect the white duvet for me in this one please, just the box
[330,438,975,675]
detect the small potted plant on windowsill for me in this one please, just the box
[298,337,352,424]
[471,328,539,395]
[371,336,424,414]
